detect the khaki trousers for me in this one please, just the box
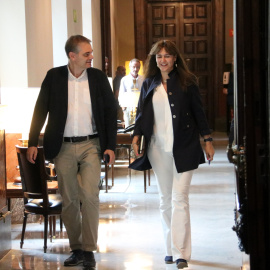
[54,138,101,251]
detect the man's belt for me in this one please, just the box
[63,134,98,143]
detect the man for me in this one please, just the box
[113,65,126,100]
[26,35,117,269]
[112,65,126,122]
[223,56,234,146]
[118,59,144,127]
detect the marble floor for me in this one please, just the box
[0,132,243,270]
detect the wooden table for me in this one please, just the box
[6,181,58,210]
[6,181,60,237]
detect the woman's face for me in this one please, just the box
[156,48,177,74]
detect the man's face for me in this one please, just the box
[119,66,126,77]
[70,42,93,72]
[129,61,140,77]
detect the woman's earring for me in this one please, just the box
[175,62,177,67]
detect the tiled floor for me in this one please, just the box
[0,132,243,269]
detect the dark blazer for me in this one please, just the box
[129,68,211,173]
[28,65,117,160]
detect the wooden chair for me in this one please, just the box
[113,131,152,193]
[16,146,62,253]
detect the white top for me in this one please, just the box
[118,73,144,107]
[150,83,173,152]
[63,67,96,137]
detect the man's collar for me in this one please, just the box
[67,65,87,79]
[129,73,139,79]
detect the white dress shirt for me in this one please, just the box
[63,66,96,137]
[118,73,144,107]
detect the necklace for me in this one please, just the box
[163,79,167,84]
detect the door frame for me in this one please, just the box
[234,0,269,269]
[134,0,225,129]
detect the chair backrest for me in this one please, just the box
[16,146,50,207]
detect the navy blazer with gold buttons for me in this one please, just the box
[129,68,211,173]
[28,65,117,160]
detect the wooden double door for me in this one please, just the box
[134,0,224,130]
[148,2,212,118]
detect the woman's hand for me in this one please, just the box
[132,135,143,157]
[204,142,215,162]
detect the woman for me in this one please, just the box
[129,40,215,269]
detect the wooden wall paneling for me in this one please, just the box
[134,0,148,62]
[212,0,225,129]
[0,129,11,260]
[233,0,270,268]
[0,130,6,210]
[239,0,269,268]
[100,0,112,76]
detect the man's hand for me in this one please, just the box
[26,146,38,164]
[103,149,115,166]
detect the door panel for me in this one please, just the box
[148,3,180,46]
[180,2,212,116]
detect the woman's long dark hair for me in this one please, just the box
[144,40,198,88]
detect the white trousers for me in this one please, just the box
[148,146,194,261]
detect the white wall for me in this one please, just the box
[0,0,102,88]
[0,0,28,87]
[51,0,68,67]
[0,0,102,133]
[82,0,92,41]
[66,0,83,36]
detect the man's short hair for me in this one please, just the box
[129,58,140,67]
[65,35,91,58]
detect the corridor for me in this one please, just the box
[0,132,242,270]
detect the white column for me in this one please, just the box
[51,0,68,67]
[25,0,53,87]
[89,0,102,69]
